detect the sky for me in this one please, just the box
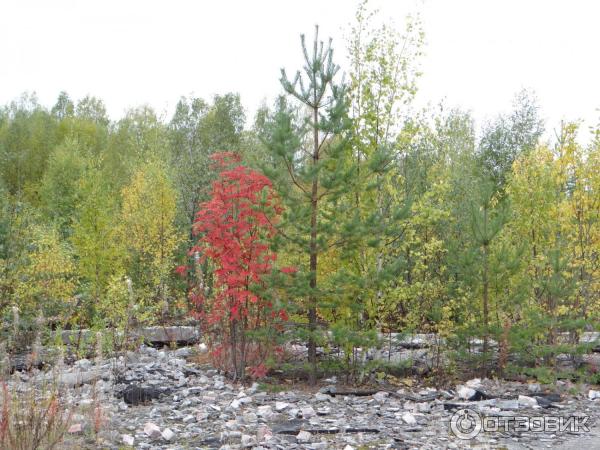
[1,0,599,140]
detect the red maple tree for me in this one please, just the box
[189,152,289,380]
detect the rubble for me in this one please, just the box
[7,344,600,449]
[122,434,135,446]
[143,422,163,440]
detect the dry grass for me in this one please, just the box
[0,381,71,450]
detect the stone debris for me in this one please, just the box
[9,345,600,449]
[122,434,135,446]
[373,391,389,402]
[143,422,163,440]
[67,423,83,434]
[296,430,312,443]
[518,394,539,408]
[401,411,417,425]
[240,433,256,447]
[275,401,289,411]
[161,427,175,441]
[457,385,477,400]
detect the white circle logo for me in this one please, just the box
[450,408,482,439]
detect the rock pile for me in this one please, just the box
[10,345,600,449]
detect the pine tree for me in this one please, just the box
[264,26,398,384]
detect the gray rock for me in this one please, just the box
[301,406,316,419]
[373,391,389,402]
[174,347,192,358]
[56,370,100,387]
[402,412,417,425]
[162,428,175,441]
[518,395,539,408]
[457,385,476,400]
[275,401,289,412]
[315,392,330,402]
[241,434,256,447]
[122,434,135,446]
[257,405,273,419]
[74,358,92,370]
[296,430,312,443]
[496,399,520,410]
[143,422,162,440]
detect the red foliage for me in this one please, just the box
[189,152,289,379]
[174,265,188,277]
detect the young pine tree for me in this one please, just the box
[264,27,400,384]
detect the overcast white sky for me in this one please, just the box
[1,0,599,139]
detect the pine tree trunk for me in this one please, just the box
[482,214,490,374]
[308,103,319,386]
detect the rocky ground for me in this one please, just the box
[10,344,600,450]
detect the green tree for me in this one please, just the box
[347,0,423,329]
[169,94,246,234]
[266,26,393,383]
[39,138,85,237]
[15,225,76,322]
[0,93,58,201]
[478,90,544,190]
[51,91,75,120]
[71,166,124,323]
[75,95,109,127]
[120,160,180,317]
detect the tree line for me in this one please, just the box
[0,2,598,383]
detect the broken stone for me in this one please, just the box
[122,434,135,446]
[143,422,162,439]
[55,370,100,387]
[14,335,600,450]
[275,401,289,411]
[257,425,273,442]
[74,358,92,370]
[67,423,83,434]
[296,430,312,443]
[518,395,538,408]
[317,406,331,415]
[174,347,191,358]
[257,405,274,419]
[301,406,316,419]
[496,399,519,409]
[162,428,175,441]
[373,391,389,402]
[315,392,330,402]
[402,412,417,425]
[241,434,256,447]
[457,385,476,400]
[465,378,481,388]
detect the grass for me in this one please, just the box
[0,380,71,450]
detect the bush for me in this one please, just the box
[0,381,71,450]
